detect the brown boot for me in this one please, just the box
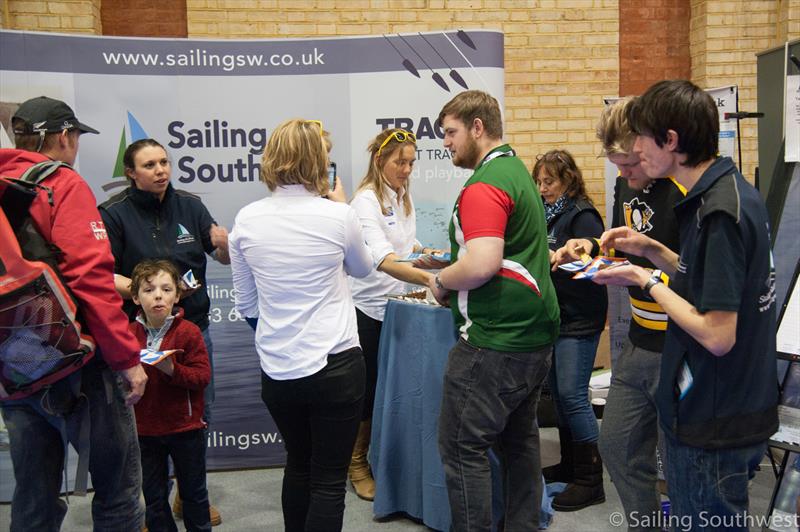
[348,420,376,501]
[173,491,222,526]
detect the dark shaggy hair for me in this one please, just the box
[626,80,718,168]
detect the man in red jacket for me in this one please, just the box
[0,96,147,532]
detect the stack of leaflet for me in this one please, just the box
[589,368,612,402]
[387,290,439,305]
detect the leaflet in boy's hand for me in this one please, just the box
[182,270,200,289]
[572,256,630,280]
[140,349,183,365]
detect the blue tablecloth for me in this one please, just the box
[369,298,555,531]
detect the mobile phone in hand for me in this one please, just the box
[328,161,337,190]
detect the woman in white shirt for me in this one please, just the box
[347,128,435,500]
[229,119,372,531]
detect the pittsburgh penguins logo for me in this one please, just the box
[623,197,654,233]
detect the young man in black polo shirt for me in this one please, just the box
[591,79,777,531]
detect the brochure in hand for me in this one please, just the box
[557,253,593,273]
[139,348,182,365]
[571,256,631,280]
[396,252,451,263]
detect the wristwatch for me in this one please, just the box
[642,269,663,298]
[434,273,445,290]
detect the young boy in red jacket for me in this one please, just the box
[130,259,212,532]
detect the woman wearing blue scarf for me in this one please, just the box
[532,150,608,512]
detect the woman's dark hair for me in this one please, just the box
[626,80,718,168]
[123,138,166,171]
[531,149,588,201]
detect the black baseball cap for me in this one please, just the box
[12,96,99,135]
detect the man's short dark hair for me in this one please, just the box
[627,80,719,167]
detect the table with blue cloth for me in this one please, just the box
[368,298,555,531]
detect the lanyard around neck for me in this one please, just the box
[479,148,515,168]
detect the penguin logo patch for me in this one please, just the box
[623,198,654,234]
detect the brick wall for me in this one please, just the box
[3,0,101,34]
[3,0,797,208]
[185,0,620,213]
[690,0,795,182]
[101,0,187,37]
[790,2,800,40]
[778,0,800,43]
[619,0,691,96]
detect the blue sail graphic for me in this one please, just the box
[127,111,149,141]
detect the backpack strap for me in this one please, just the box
[19,160,69,185]
[14,160,70,206]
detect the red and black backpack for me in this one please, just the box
[0,161,95,400]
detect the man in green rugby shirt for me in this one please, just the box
[429,90,560,531]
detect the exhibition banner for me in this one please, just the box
[0,29,505,474]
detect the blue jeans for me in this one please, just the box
[664,434,765,532]
[201,326,215,425]
[261,347,365,532]
[597,340,663,531]
[0,359,144,532]
[548,332,601,443]
[140,429,211,532]
[438,338,551,532]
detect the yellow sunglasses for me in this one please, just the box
[305,119,324,136]
[377,130,416,156]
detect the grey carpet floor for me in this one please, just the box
[0,427,780,531]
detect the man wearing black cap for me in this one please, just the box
[0,96,147,531]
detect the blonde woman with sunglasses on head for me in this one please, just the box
[347,128,438,500]
[229,119,372,531]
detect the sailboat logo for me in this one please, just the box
[103,111,150,193]
[176,224,195,245]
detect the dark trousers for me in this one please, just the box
[200,327,215,425]
[355,308,382,420]
[1,359,143,532]
[261,347,365,532]
[139,429,211,532]
[438,339,551,532]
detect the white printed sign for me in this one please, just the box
[785,75,800,162]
